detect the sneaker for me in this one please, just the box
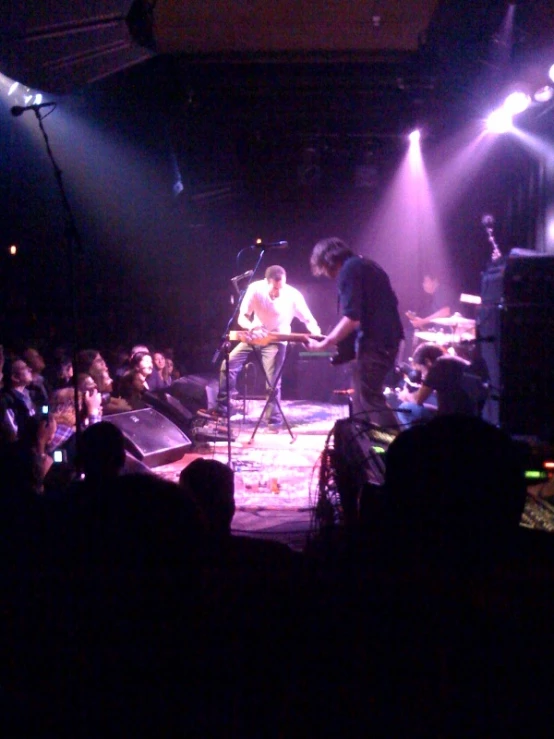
[214,399,242,415]
[196,408,218,420]
[266,423,282,434]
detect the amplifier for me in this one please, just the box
[481,251,554,306]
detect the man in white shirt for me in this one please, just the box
[216,265,321,431]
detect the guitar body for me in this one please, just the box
[330,333,356,366]
[228,330,323,346]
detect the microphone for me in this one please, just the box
[10,102,56,117]
[231,269,254,284]
[250,240,289,250]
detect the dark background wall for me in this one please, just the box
[1,1,553,371]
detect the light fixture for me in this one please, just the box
[408,129,421,144]
[549,63,554,84]
[533,85,554,103]
[503,90,530,115]
[486,108,513,134]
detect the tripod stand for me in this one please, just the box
[245,343,296,444]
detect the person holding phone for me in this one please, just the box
[46,385,103,460]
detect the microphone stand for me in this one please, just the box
[24,107,84,452]
[211,247,266,467]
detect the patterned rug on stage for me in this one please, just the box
[154,400,349,511]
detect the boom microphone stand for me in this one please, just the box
[12,103,84,450]
[211,247,266,467]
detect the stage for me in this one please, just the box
[152,398,350,548]
[151,398,554,550]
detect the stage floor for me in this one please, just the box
[153,399,350,549]
[152,398,554,550]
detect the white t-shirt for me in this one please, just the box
[239,280,321,335]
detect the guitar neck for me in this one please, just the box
[228,330,322,344]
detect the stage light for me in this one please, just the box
[9,245,17,255]
[534,85,554,103]
[33,93,43,105]
[549,64,554,83]
[503,90,530,115]
[485,108,513,134]
[409,129,421,144]
[7,81,18,96]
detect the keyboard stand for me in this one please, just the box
[246,344,296,444]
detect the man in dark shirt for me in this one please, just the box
[306,237,404,428]
[406,271,456,330]
[396,342,485,427]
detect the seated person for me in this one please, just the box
[0,357,39,441]
[117,352,154,409]
[149,351,172,391]
[179,459,235,538]
[406,271,455,330]
[77,349,130,414]
[7,414,57,496]
[397,342,486,426]
[47,384,103,458]
[114,344,151,380]
[22,345,50,406]
[49,354,74,390]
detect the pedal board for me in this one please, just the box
[191,416,237,443]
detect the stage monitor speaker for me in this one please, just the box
[104,408,192,468]
[143,389,194,433]
[167,375,218,415]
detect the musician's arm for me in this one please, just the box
[308,316,359,351]
[292,291,322,335]
[237,312,255,330]
[414,384,433,405]
[407,305,450,329]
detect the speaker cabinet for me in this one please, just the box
[104,408,192,467]
[292,357,352,402]
[167,375,218,414]
[478,303,554,440]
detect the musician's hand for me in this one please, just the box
[247,326,267,340]
[305,337,328,351]
[397,385,417,403]
[406,312,426,329]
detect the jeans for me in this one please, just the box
[396,401,436,429]
[218,342,287,425]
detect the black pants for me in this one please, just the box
[352,346,399,429]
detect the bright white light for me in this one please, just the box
[24,94,33,104]
[503,91,530,115]
[486,108,513,134]
[8,81,18,96]
[534,85,554,103]
[549,64,554,83]
[409,129,421,144]
[33,93,43,104]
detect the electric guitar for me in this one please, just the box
[330,333,356,366]
[228,330,325,346]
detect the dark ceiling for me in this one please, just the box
[2,1,553,149]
